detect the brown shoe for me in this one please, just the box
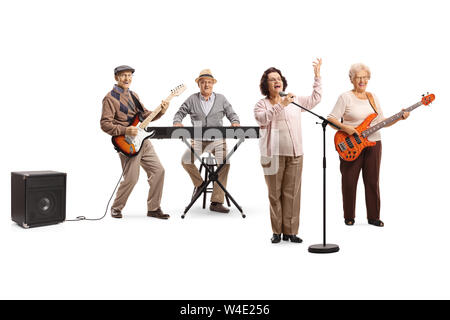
[147,208,170,219]
[209,202,230,213]
[111,208,122,219]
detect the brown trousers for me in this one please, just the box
[340,141,382,220]
[112,140,165,212]
[261,155,303,235]
[181,140,230,204]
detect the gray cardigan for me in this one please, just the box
[173,92,240,126]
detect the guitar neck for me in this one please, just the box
[362,100,422,138]
[138,93,174,129]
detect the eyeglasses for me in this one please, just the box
[118,73,133,79]
[354,76,369,81]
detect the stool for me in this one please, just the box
[197,153,231,209]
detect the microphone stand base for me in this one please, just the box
[308,244,340,254]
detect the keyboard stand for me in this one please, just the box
[180,137,246,219]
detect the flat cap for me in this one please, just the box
[114,65,135,75]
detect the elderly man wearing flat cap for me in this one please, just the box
[173,69,240,213]
[101,65,170,219]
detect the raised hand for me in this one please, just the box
[313,58,322,78]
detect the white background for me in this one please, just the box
[1,0,449,299]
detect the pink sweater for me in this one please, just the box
[254,77,322,157]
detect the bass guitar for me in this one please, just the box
[334,93,435,161]
[112,84,186,157]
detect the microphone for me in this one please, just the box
[279,91,288,97]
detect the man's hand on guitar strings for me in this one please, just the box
[125,126,138,137]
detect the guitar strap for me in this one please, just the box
[130,92,145,122]
[366,92,379,114]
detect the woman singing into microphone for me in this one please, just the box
[254,59,322,244]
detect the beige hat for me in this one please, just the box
[195,69,217,84]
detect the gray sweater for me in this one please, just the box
[173,92,240,127]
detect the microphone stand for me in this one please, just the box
[289,100,340,254]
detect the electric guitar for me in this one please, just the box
[334,93,435,161]
[112,84,186,157]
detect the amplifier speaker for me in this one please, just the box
[11,171,66,228]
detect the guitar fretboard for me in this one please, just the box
[361,101,422,138]
[137,84,186,129]
[139,105,164,129]
[138,94,174,129]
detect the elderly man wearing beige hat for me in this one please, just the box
[173,69,240,213]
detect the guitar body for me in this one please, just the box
[334,113,377,161]
[112,115,154,157]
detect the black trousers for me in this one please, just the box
[339,141,382,220]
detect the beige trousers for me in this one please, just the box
[112,139,164,212]
[261,155,303,235]
[181,140,230,204]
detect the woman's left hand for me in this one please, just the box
[402,109,410,120]
[313,58,322,78]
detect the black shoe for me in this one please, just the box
[210,202,230,213]
[271,234,281,243]
[282,234,303,243]
[368,219,384,227]
[345,219,355,226]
